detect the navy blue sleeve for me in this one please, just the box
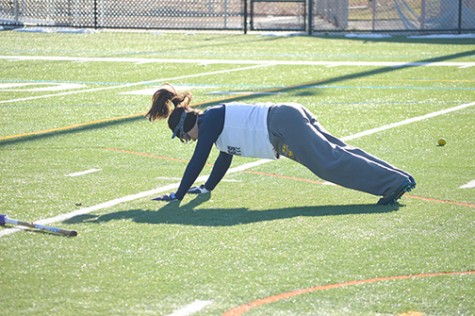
[205,151,233,191]
[175,105,231,200]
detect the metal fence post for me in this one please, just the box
[372,0,376,31]
[94,0,98,29]
[243,0,248,34]
[308,0,313,35]
[224,0,228,29]
[458,0,463,34]
[14,0,19,25]
[421,0,426,30]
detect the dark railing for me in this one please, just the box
[0,0,473,34]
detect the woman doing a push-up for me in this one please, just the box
[146,84,415,205]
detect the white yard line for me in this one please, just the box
[156,177,187,181]
[66,168,101,177]
[460,180,475,189]
[342,101,475,141]
[166,300,213,316]
[1,55,471,105]
[1,101,474,238]
[0,63,272,104]
[156,176,241,183]
[0,82,86,91]
[1,55,474,68]
[0,160,269,237]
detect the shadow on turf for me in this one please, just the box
[2,49,473,147]
[65,194,401,227]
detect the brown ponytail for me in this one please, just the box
[145,83,192,122]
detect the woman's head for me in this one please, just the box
[146,83,199,142]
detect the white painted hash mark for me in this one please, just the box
[167,300,213,316]
[66,168,101,177]
[0,160,269,237]
[460,180,475,189]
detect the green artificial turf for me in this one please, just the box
[0,30,474,315]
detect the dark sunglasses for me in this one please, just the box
[171,111,191,144]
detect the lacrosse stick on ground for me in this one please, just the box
[0,214,77,237]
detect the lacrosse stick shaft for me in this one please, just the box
[2,216,77,237]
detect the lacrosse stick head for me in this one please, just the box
[0,214,7,226]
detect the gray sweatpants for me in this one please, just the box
[267,103,412,197]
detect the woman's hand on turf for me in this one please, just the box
[152,192,179,202]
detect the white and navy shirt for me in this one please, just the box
[175,103,277,199]
[215,102,278,160]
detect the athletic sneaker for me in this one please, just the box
[408,175,416,187]
[377,179,416,205]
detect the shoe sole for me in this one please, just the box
[377,181,416,205]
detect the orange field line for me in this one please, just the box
[406,194,475,208]
[99,148,475,209]
[0,87,279,142]
[247,171,475,208]
[244,170,326,185]
[222,270,475,316]
[101,147,214,167]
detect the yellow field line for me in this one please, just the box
[2,79,473,143]
[0,112,145,141]
[0,79,315,142]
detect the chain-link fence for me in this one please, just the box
[0,0,244,30]
[1,0,474,33]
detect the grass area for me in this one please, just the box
[0,30,474,315]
